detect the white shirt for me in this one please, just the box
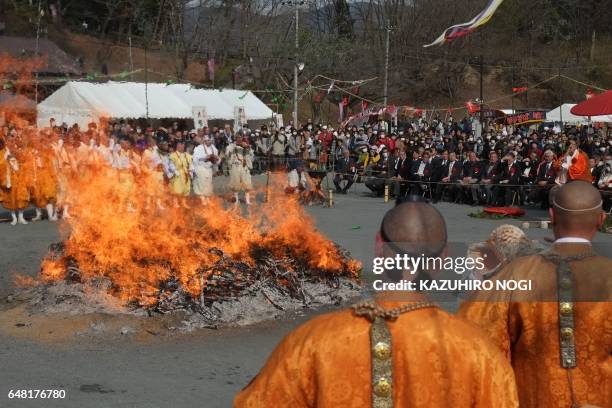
[192,143,218,169]
[554,237,591,245]
[417,161,426,176]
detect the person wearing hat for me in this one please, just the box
[168,139,192,208]
[191,134,218,203]
[226,134,254,206]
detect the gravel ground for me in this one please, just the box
[1,177,610,408]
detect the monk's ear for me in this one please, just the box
[596,211,606,230]
[549,208,555,225]
[375,232,384,258]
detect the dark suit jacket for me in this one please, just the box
[482,161,503,183]
[535,161,556,184]
[463,160,483,181]
[500,161,521,185]
[411,160,433,181]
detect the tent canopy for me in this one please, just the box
[546,103,612,124]
[37,81,275,128]
[570,90,612,116]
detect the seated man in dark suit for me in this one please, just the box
[528,149,556,208]
[456,151,482,205]
[391,149,412,198]
[498,152,522,206]
[409,150,433,196]
[433,151,461,203]
[365,148,392,196]
[333,149,357,194]
[473,151,502,205]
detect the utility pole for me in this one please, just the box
[293,2,299,127]
[479,55,484,126]
[128,32,134,80]
[558,67,563,124]
[383,20,393,108]
[281,1,306,127]
[34,0,42,103]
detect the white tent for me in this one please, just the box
[546,104,586,124]
[37,81,275,128]
[546,103,612,124]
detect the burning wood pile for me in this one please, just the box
[20,170,362,328]
[38,238,359,327]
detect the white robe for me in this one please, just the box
[191,143,218,197]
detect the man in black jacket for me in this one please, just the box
[456,151,482,205]
[391,149,412,198]
[528,149,556,209]
[498,152,522,206]
[434,151,462,203]
[473,151,503,205]
[333,150,356,194]
[410,150,433,196]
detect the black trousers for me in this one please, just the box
[334,174,355,192]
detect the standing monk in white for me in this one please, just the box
[226,134,254,206]
[191,135,218,204]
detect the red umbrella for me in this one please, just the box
[570,90,612,116]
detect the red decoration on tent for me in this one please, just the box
[313,91,325,103]
[512,86,528,93]
[342,96,349,106]
[571,90,612,116]
[466,101,479,114]
[585,88,594,99]
[447,107,452,114]
[414,108,423,116]
[361,100,368,111]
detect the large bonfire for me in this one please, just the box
[1,56,360,328]
[39,163,361,320]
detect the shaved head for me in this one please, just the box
[550,181,605,240]
[380,202,447,258]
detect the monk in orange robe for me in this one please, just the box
[459,181,612,408]
[3,141,32,225]
[235,202,518,408]
[555,139,592,184]
[0,137,7,205]
[30,140,59,221]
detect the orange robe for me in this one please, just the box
[459,243,612,408]
[568,150,592,183]
[235,301,519,407]
[30,148,58,207]
[0,147,7,203]
[3,152,31,210]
